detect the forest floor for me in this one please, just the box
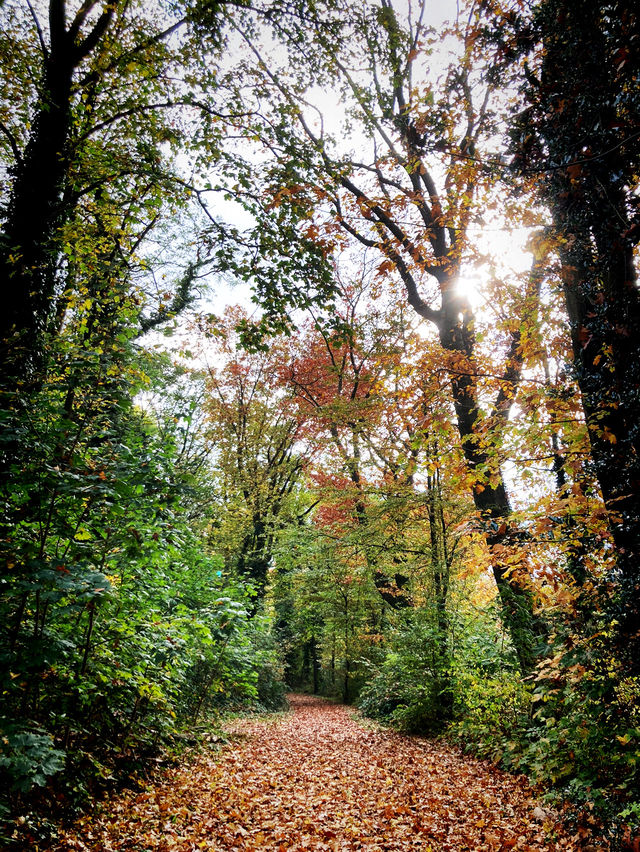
[56,695,606,852]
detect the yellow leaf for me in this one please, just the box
[75,528,92,541]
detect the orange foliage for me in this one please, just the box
[57,696,605,851]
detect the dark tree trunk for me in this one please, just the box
[437,299,543,672]
[554,205,640,666]
[427,473,453,721]
[310,635,320,694]
[0,36,74,390]
[235,519,272,608]
[528,0,640,669]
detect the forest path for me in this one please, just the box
[59,695,597,852]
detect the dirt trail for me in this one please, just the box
[58,695,602,851]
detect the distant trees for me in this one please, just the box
[202,311,308,598]
[260,277,471,717]
[218,0,550,670]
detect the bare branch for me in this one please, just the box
[25,0,48,57]
[0,121,23,166]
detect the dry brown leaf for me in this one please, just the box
[54,696,607,852]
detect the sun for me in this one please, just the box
[456,275,482,308]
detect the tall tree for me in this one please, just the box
[285,281,416,607]
[218,0,546,669]
[490,0,640,667]
[202,310,308,599]
[0,0,220,392]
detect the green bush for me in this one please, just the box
[449,668,532,763]
[0,722,65,793]
[252,624,288,711]
[357,619,452,733]
[449,625,640,832]
[515,635,640,814]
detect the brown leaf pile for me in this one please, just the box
[56,695,605,851]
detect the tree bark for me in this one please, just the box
[436,286,543,672]
[528,0,640,668]
[0,53,73,386]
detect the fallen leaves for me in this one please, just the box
[55,696,605,851]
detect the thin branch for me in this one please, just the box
[73,3,115,63]
[382,242,442,324]
[0,121,22,165]
[76,99,256,142]
[67,0,100,43]
[80,18,186,87]
[25,0,48,57]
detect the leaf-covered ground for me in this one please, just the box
[57,695,604,851]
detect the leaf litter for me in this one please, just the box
[57,695,605,851]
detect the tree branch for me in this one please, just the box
[0,121,22,166]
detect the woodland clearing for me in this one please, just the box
[55,695,604,852]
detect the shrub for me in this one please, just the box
[449,668,531,763]
[0,722,65,793]
[357,618,452,733]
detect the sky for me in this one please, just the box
[195,0,534,317]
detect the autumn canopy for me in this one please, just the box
[0,0,638,847]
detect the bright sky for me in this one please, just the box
[200,0,532,311]
[177,0,539,371]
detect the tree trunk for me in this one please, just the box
[0,42,74,392]
[437,302,542,672]
[427,472,453,721]
[531,0,640,669]
[310,635,320,694]
[554,207,640,666]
